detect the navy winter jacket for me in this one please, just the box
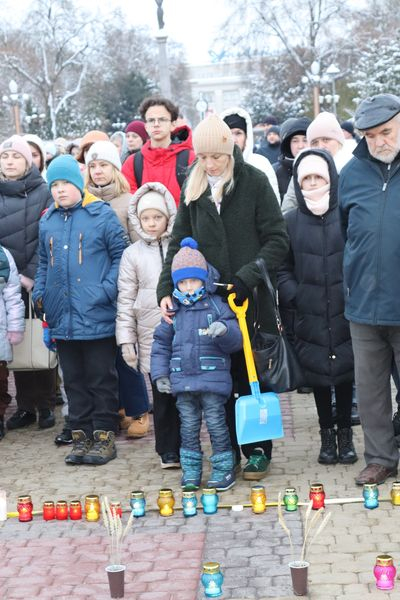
[339,138,400,325]
[151,264,243,396]
[33,193,128,340]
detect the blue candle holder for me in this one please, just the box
[130,491,146,517]
[201,562,223,597]
[363,483,379,509]
[201,488,219,515]
[182,490,197,517]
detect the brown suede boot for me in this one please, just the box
[127,413,149,438]
[118,408,133,430]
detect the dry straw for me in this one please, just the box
[277,492,331,563]
[101,496,134,566]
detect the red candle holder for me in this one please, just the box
[43,501,55,521]
[69,500,82,520]
[309,483,325,509]
[110,501,122,518]
[17,495,33,522]
[56,500,69,520]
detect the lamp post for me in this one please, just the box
[324,63,341,116]
[2,80,29,134]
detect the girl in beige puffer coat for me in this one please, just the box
[116,182,178,451]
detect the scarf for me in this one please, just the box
[302,183,330,216]
[87,181,117,202]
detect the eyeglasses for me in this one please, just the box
[145,117,171,125]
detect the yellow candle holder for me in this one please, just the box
[157,488,175,517]
[250,485,267,514]
[85,494,100,522]
[390,481,400,506]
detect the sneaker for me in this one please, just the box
[54,417,73,445]
[38,409,55,429]
[83,430,117,465]
[6,409,36,430]
[160,452,180,469]
[65,430,93,465]
[126,413,149,438]
[243,449,270,480]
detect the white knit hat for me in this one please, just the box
[193,115,234,155]
[307,112,345,146]
[297,154,330,186]
[137,190,169,218]
[85,140,122,170]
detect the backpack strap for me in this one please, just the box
[133,151,144,188]
[175,149,190,188]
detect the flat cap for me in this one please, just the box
[354,93,400,130]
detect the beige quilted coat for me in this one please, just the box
[116,182,177,373]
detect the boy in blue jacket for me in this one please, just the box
[33,155,128,466]
[151,237,242,491]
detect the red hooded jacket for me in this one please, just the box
[122,125,195,206]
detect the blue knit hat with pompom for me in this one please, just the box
[171,237,208,286]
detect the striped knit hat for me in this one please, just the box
[171,238,208,286]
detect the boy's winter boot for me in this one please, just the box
[180,448,203,490]
[207,450,236,492]
[118,408,133,430]
[337,427,358,464]
[127,413,149,438]
[318,428,338,464]
[83,430,117,465]
[65,430,93,465]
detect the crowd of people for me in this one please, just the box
[1,92,400,491]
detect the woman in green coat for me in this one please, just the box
[157,114,289,480]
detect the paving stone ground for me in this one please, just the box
[1,377,400,599]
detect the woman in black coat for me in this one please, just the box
[278,148,357,466]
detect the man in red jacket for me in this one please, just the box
[122,97,195,206]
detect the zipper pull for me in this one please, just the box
[382,182,387,191]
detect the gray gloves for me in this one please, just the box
[207,321,227,338]
[156,377,172,394]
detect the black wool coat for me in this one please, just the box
[157,145,289,334]
[277,149,354,387]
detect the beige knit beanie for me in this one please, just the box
[307,112,345,146]
[193,115,234,155]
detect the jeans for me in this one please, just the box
[176,391,231,454]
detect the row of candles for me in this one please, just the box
[9,480,400,522]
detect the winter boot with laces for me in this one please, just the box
[337,427,358,464]
[65,430,93,465]
[180,448,203,490]
[83,430,117,465]
[127,413,149,438]
[207,450,236,492]
[318,428,338,464]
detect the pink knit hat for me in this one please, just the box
[0,135,33,167]
[306,112,345,146]
[297,154,330,187]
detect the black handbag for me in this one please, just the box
[251,258,304,393]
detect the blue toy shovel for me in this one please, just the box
[228,294,284,445]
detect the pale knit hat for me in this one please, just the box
[193,115,234,155]
[171,237,208,286]
[85,141,122,170]
[297,154,330,187]
[137,190,169,218]
[77,130,109,163]
[306,112,345,146]
[0,135,33,167]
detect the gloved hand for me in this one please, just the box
[156,377,172,394]
[121,343,138,370]
[42,323,57,352]
[229,275,250,306]
[34,297,45,320]
[20,274,34,292]
[7,331,24,345]
[207,321,227,338]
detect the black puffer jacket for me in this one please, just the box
[0,167,52,279]
[277,149,353,386]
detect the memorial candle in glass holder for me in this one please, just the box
[0,490,7,521]
[283,487,299,512]
[85,494,101,521]
[17,495,33,522]
[390,482,400,506]
[250,485,266,514]
[201,562,224,597]
[374,554,397,590]
[43,501,55,521]
[363,483,379,509]
[182,490,198,517]
[157,489,175,516]
[56,500,69,520]
[109,501,122,518]
[201,488,219,515]
[309,483,325,509]
[130,491,146,517]
[69,500,82,520]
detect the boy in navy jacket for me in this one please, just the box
[151,237,242,491]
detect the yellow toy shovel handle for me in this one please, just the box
[228,293,258,384]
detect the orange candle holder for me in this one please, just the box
[43,501,55,521]
[17,495,33,522]
[56,500,68,520]
[69,500,82,520]
[309,483,325,509]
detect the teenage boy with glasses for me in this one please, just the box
[122,97,195,206]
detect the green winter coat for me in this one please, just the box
[157,146,289,334]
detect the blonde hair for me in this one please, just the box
[184,156,235,205]
[85,163,130,195]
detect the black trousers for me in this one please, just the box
[313,382,353,429]
[57,337,119,436]
[14,368,57,411]
[151,382,181,456]
[226,351,273,461]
